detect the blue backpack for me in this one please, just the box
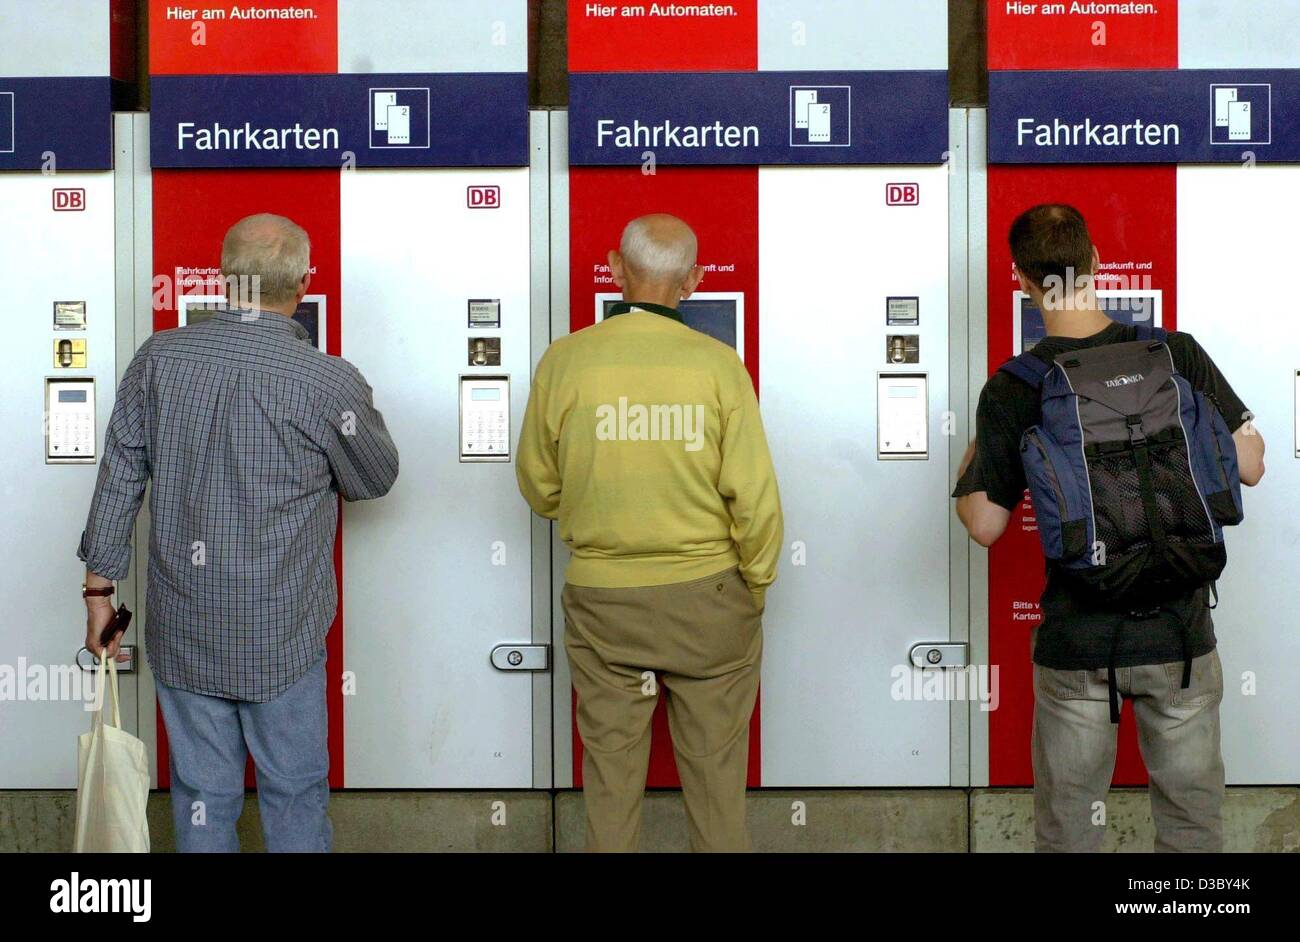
[1001,326,1244,606]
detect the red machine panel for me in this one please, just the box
[151,169,346,787]
[567,165,762,787]
[986,165,1178,786]
[986,1,1186,786]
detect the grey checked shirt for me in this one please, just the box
[78,307,399,702]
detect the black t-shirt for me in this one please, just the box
[953,323,1251,670]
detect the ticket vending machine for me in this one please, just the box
[148,0,547,788]
[0,1,139,787]
[983,0,1300,786]
[561,0,961,788]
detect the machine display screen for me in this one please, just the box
[180,297,325,351]
[181,302,221,327]
[58,390,87,403]
[471,388,501,401]
[680,298,738,349]
[602,298,739,351]
[293,300,321,348]
[1020,294,1159,351]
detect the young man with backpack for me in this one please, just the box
[954,204,1266,852]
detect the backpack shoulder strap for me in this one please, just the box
[1133,324,1168,343]
[998,351,1053,391]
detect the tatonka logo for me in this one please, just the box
[1104,372,1145,388]
[595,397,706,452]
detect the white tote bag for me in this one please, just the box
[74,654,151,853]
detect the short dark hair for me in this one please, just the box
[1008,204,1094,291]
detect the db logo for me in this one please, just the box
[886,183,919,206]
[467,185,500,209]
[52,188,86,212]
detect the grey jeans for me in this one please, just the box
[1032,649,1225,853]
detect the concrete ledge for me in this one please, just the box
[329,792,552,853]
[972,787,1300,853]
[0,790,553,852]
[0,791,76,853]
[556,788,969,852]
[148,790,554,853]
[4,787,1297,852]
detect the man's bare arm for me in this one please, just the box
[84,569,127,662]
[954,440,1012,548]
[1233,422,1265,487]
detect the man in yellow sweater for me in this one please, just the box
[517,214,782,852]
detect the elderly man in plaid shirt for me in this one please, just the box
[78,214,399,852]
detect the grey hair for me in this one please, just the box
[220,213,311,307]
[618,216,697,285]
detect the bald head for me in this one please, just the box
[618,214,698,285]
[221,213,311,311]
[609,214,703,308]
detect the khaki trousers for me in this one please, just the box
[1032,649,1226,853]
[563,566,763,853]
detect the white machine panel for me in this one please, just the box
[1177,165,1300,783]
[0,171,120,786]
[341,167,535,787]
[759,163,952,785]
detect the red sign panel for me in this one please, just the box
[150,0,339,75]
[987,0,1178,71]
[568,0,757,72]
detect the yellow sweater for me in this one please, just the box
[516,308,783,607]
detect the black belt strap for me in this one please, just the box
[1107,623,1123,724]
[1132,602,1194,692]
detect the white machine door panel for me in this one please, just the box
[1177,165,1300,784]
[759,165,952,786]
[0,172,123,786]
[341,167,535,787]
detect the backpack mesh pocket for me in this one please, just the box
[1149,440,1216,544]
[1088,439,1213,557]
[1089,452,1144,554]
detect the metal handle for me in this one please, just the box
[490,644,550,672]
[76,645,136,673]
[908,642,968,669]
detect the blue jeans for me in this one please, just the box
[155,654,332,853]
